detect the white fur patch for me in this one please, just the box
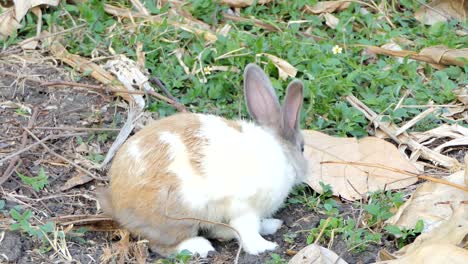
[260,218,283,235]
[177,236,215,257]
[128,139,141,160]
[230,213,278,255]
[183,114,294,217]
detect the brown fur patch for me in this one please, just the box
[105,113,207,256]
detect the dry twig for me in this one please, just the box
[1,107,39,184]
[21,127,105,181]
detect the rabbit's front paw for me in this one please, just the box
[243,236,278,255]
[260,218,283,235]
[177,237,215,257]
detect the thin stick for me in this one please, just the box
[395,107,437,136]
[33,127,121,132]
[1,107,39,184]
[0,132,88,164]
[1,72,187,112]
[314,217,331,244]
[42,81,188,112]
[321,161,468,192]
[21,128,105,181]
[149,77,182,105]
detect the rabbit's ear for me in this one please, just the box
[282,80,304,132]
[244,63,281,126]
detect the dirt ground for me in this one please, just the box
[0,56,462,264]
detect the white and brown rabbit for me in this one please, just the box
[98,63,308,257]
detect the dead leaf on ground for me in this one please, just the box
[220,0,272,8]
[377,206,468,264]
[377,243,468,264]
[419,45,468,68]
[289,244,348,264]
[304,1,351,14]
[60,172,93,191]
[356,44,468,68]
[259,53,297,80]
[453,88,468,106]
[14,0,59,21]
[414,0,468,25]
[303,130,418,201]
[0,7,20,40]
[386,170,465,233]
[323,13,339,29]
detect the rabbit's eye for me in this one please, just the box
[300,144,305,153]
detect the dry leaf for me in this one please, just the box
[303,130,418,201]
[14,0,59,21]
[0,7,20,40]
[414,0,468,25]
[386,170,465,233]
[304,1,351,14]
[453,88,468,106]
[103,4,217,42]
[419,45,468,67]
[323,13,339,29]
[60,172,93,191]
[260,53,297,80]
[377,206,468,264]
[289,244,348,264]
[220,0,272,8]
[376,243,468,264]
[355,44,468,68]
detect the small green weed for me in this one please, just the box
[9,207,55,252]
[305,187,405,252]
[8,206,88,252]
[283,232,298,244]
[87,152,105,164]
[385,220,424,248]
[364,191,404,229]
[156,249,193,264]
[266,253,287,264]
[17,167,49,192]
[287,182,338,215]
[14,108,30,117]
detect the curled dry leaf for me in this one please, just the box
[323,13,339,29]
[386,170,465,233]
[303,130,418,201]
[260,53,297,80]
[60,172,93,191]
[289,244,348,264]
[419,45,468,68]
[0,7,20,40]
[304,1,351,14]
[453,87,468,106]
[355,44,468,68]
[220,0,272,8]
[377,206,468,264]
[14,0,59,21]
[414,0,468,25]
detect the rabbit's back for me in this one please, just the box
[108,113,295,220]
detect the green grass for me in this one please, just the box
[2,0,466,137]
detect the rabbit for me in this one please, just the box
[97,63,308,258]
